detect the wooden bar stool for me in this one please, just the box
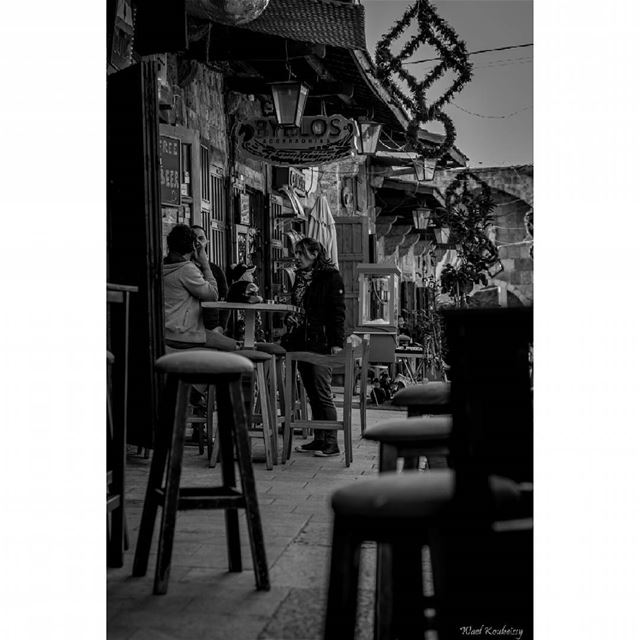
[364,415,452,473]
[255,342,287,435]
[208,348,278,470]
[362,414,452,638]
[391,381,451,417]
[107,350,126,568]
[132,350,270,595]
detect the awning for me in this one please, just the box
[187,0,366,50]
[279,186,306,220]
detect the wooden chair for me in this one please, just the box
[324,307,533,639]
[132,350,270,595]
[282,335,369,467]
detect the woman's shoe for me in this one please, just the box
[313,443,340,457]
[295,440,325,453]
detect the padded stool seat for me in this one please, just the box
[363,415,452,444]
[331,470,522,520]
[255,342,286,356]
[234,349,273,363]
[156,350,253,377]
[391,381,451,415]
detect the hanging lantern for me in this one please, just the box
[355,120,383,155]
[433,227,451,244]
[269,81,310,128]
[412,206,434,230]
[412,156,437,182]
[199,0,271,26]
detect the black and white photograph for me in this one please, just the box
[3,1,639,639]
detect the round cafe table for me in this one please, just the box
[200,301,300,348]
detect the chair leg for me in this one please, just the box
[266,357,279,464]
[227,379,270,591]
[275,355,286,425]
[132,375,176,577]
[256,363,274,470]
[153,381,190,595]
[324,516,362,640]
[282,357,294,463]
[216,383,243,573]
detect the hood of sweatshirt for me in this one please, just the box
[163,259,192,276]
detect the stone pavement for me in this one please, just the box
[108,404,398,640]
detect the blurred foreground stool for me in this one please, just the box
[132,350,270,594]
[363,414,452,638]
[324,471,524,640]
[107,350,127,567]
[364,415,452,472]
[391,381,451,417]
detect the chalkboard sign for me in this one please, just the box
[159,135,181,205]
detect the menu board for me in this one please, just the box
[159,135,181,205]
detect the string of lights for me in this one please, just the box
[449,103,532,119]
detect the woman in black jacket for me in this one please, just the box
[283,237,346,457]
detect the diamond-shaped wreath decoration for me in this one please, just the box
[375,0,472,159]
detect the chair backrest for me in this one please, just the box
[443,307,533,488]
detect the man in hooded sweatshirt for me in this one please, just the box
[163,223,219,349]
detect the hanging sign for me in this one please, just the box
[159,135,181,205]
[238,193,251,225]
[237,116,357,167]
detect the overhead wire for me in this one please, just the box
[403,42,533,66]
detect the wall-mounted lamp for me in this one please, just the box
[412,156,438,182]
[412,206,434,230]
[355,120,383,155]
[269,81,310,128]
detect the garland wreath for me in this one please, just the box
[375,0,473,160]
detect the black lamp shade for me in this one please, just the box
[270,81,310,127]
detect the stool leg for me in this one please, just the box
[375,543,395,640]
[375,442,399,639]
[216,383,243,573]
[391,544,425,640]
[256,363,274,470]
[324,516,361,640]
[153,380,190,595]
[206,384,216,464]
[132,375,176,577]
[228,378,270,591]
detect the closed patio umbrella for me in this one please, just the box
[308,194,339,269]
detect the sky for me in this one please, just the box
[362,0,533,168]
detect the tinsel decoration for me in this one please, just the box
[437,170,501,301]
[375,0,472,159]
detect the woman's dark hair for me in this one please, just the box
[167,223,196,255]
[294,237,336,271]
